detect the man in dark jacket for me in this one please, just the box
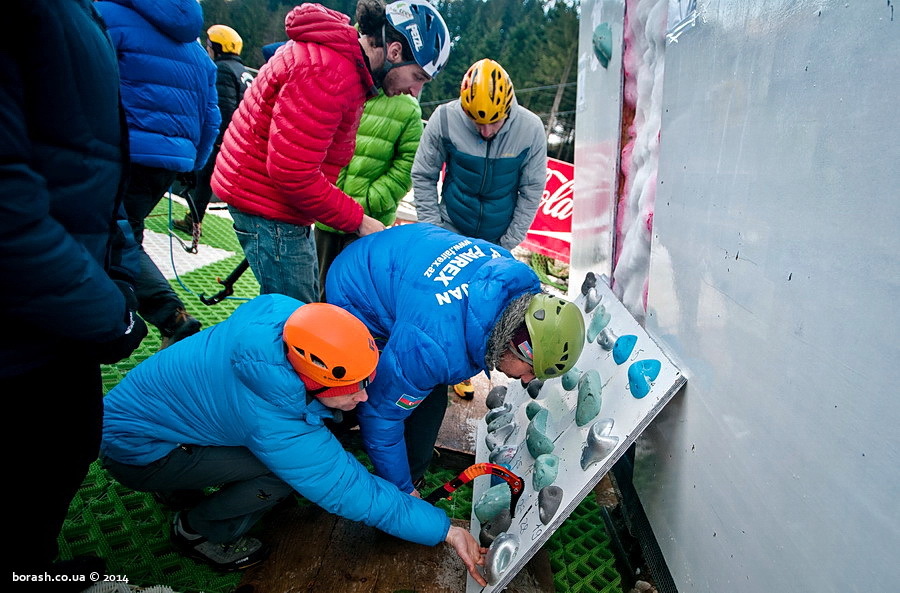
[96,0,220,348]
[174,24,252,235]
[1,0,147,580]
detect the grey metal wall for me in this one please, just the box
[635,1,900,591]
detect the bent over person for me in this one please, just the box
[101,295,486,582]
[326,224,585,495]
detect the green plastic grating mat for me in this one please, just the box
[59,200,620,593]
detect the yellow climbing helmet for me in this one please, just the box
[460,58,515,125]
[207,24,243,55]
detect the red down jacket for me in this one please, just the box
[211,4,375,233]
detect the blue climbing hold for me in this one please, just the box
[627,359,661,399]
[612,334,637,365]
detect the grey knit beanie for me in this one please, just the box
[485,292,536,370]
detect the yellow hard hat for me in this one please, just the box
[207,24,242,55]
[460,59,514,125]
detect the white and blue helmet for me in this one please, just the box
[385,0,450,78]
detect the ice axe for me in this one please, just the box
[424,462,525,517]
[199,258,249,305]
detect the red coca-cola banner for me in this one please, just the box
[521,157,574,263]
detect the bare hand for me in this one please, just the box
[445,525,487,586]
[410,488,422,499]
[357,214,386,236]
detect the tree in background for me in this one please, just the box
[199,0,579,160]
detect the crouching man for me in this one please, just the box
[100,294,485,582]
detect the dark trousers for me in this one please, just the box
[314,228,357,302]
[327,383,449,485]
[5,356,103,573]
[123,164,185,331]
[103,446,293,544]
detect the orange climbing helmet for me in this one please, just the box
[283,303,378,394]
[460,58,515,125]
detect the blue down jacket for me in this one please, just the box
[101,294,450,546]
[326,224,541,492]
[96,0,220,172]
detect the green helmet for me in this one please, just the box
[525,294,585,379]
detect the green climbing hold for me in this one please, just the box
[593,22,613,68]
[533,454,560,490]
[576,369,602,426]
[474,483,513,523]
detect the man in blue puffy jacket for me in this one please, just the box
[2,0,148,580]
[326,224,585,496]
[96,0,221,348]
[101,295,486,579]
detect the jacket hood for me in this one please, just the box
[111,0,204,42]
[285,4,363,64]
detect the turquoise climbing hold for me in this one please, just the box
[474,483,512,523]
[593,22,613,68]
[533,454,560,490]
[612,334,637,365]
[526,408,554,458]
[561,366,582,391]
[586,305,611,343]
[627,359,661,399]
[575,369,602,427]
[525,400,544,421]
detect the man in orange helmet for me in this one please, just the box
[100,294,485,581]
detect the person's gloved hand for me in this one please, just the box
[94,280,148,364]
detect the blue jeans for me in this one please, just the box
[228,207,319,303]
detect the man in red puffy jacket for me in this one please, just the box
[212,0,450,304]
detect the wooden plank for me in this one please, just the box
[436,371,508,456]
[237,507,553,593]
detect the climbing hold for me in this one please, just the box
[474,483,513,523]
[593,22,613,68]
[580,271,597,296]
[485,532,520,585]
[627,359,661,399]
[538,485,564,525]
[486,385,508,409]
[479,508,512,547]
[561,366,582,391]
[533,454,560,490]
[486,412,514,433]
[597,327,617,351]
[580,418,619,470]
[575,369,602,426]
[489,445,518,467]
[526,378,545,399]
[612,334,637,365]
[485,402,513,425]
[584,287,601,313]
[486,422,515,451]
[525,400,545,420]
[526,408,554,458]
[586,305,611,342]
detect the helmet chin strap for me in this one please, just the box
[374,25,416,89]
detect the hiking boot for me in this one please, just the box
[452,379,475,400]
[160,308,201,349]
[172,511,269,572]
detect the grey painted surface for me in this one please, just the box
[638,1,900,591]
[571,0,625,288]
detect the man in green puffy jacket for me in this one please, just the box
[315,89,424,300]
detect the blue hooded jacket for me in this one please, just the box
[326,224,541,492]
[101,294,450,546]
[96,0,220,172]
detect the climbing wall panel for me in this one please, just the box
[467,273,685,592]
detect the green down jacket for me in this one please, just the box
[316,90,423,232]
